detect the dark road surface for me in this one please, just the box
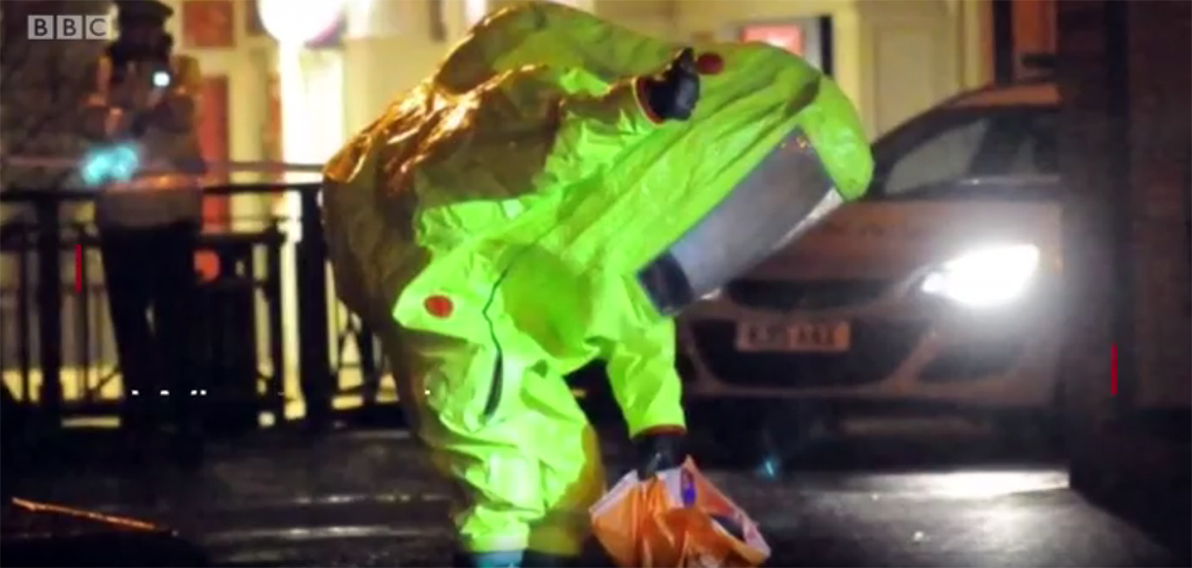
[5,424,1188,567]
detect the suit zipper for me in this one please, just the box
[482,347,504,420]
[480,280,507,422]
[478,230,552,422]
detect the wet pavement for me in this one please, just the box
[4,425,1188,567]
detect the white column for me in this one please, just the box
[342,0,456,135]
[274,44,308,390]
[259,0,349,404]
[276,48,345,390]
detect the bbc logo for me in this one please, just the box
[28,15,113,40]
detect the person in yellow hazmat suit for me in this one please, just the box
[321,3,873,566]
[79,0,207,456]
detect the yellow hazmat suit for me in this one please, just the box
[322,2,873,561]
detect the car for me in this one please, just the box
[673,76,1065,461]
[573,77,1064,455]
[672,75,1072,457]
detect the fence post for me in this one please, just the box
[34,198,63,427]
[296,185,332,429]
[358,322,379,409]
[264,227,287,421]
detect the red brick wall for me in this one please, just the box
[1124,0,1191,407]
[1059,0,1191,514]
[1056,0,1122,421]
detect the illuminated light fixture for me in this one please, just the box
[257,0,347,45]
[465,0,488,25]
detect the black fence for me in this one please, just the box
[0,183,392,431]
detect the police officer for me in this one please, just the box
[81,0,206,454]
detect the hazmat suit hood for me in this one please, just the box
[323,1,872,378]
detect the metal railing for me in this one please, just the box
[0,183,388,429]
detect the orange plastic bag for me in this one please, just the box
[590,458,771,568]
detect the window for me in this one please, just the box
[878,110,1060,196]
[1004,112,1059,175]
[883,118,991,196]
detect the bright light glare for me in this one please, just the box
[920,244,1040,308]
[465,0,489,24]
[81,143,141,187]
[924,470,1067,499]
[258,0,346,44]
[152,70,171,88]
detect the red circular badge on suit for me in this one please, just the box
[424,295,454,318]
[696,52,725,75]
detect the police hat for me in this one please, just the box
[114,0,174,25]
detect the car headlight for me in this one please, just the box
[920,244,1041,308]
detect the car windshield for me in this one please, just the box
[869,107,1059,198]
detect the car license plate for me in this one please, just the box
[735,321,851,353]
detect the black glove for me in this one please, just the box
[641,48,701,122]
[633,427,689,480]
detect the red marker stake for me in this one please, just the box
[1110,344,1118,396]
[74,244,82,294]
